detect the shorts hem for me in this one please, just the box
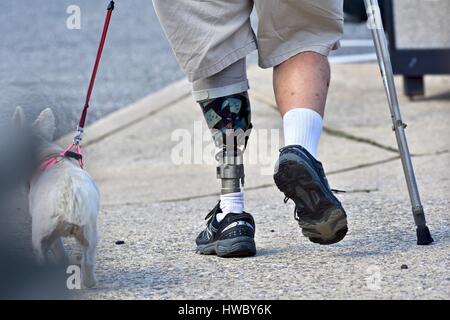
[259,44,336,69]
[187,41,257,82]
[192,80,250,101]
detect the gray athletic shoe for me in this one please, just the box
[274,145,348,245]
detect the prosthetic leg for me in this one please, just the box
[193,59,252,198]
[193,61,256,257]
[364,0,433,245]
[199,93,252,196]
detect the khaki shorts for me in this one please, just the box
[153,0,344,82]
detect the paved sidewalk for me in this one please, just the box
[63,63,450,299]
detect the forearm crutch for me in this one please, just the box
[364,0,433,245]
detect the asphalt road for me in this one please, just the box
[0,0,183,137]
[0,0,373,137]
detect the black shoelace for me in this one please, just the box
[204,201,221,220]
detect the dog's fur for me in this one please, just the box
[13,107,100,288]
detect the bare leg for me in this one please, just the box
[273,51,330,117]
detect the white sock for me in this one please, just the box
[217,192,244,222]
[283,108,323,158]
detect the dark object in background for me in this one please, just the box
[0,123,39,197]
[383,0,450,98]
[0,250,71,299]
[344,0,385,22]
[0,125,71,299]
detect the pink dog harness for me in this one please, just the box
[29,144,83,189]
[40,144,84,172]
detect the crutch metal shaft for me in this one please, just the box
[364,0,433,245]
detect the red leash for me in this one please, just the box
[66,1,115,167]
[29,1,114,188]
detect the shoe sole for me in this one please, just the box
[196,236,256,258]
[274,160,348,245]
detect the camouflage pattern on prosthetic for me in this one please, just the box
[199,92,252,194]
[200,92,252,149]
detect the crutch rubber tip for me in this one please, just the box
[416,226,434,245]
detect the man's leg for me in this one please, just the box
[193,58,256,257]
[274,51,329,118]
[274,52,329,158]
[253,0,347,244]
[273,51,348,245]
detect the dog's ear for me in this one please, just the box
[12,106,27,129]
[33,108,56,141]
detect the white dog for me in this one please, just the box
[13,106,100,288]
